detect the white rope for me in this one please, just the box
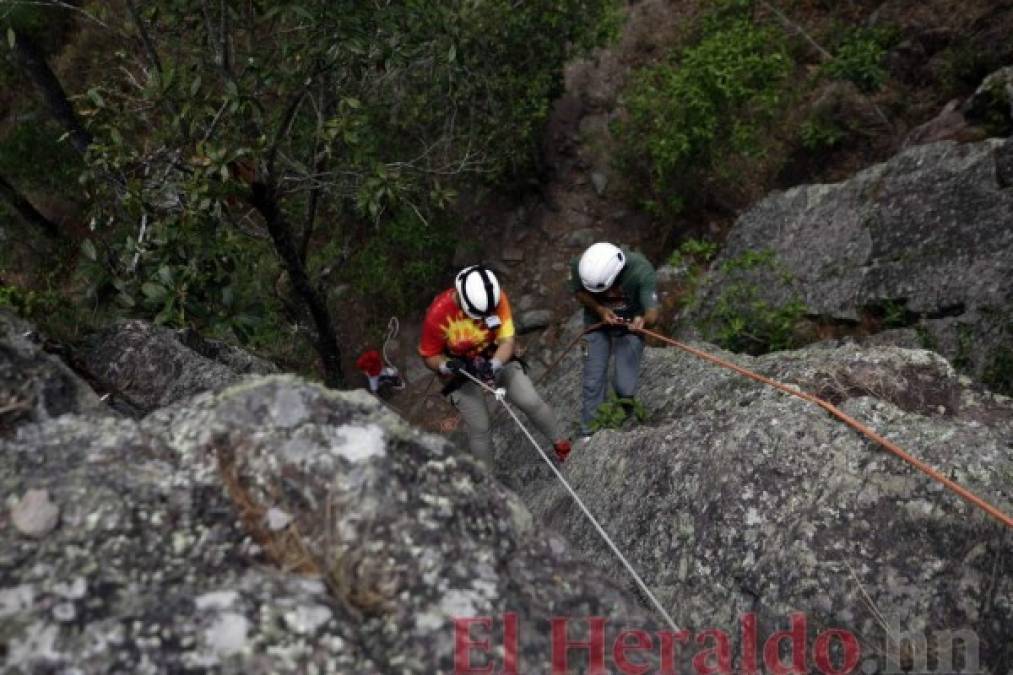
[382,317,399,369]
[381,317,406,390]
[456,369,680,633]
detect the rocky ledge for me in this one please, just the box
[1,312,659,673]
[497,317,1012,672]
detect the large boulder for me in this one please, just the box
[1,414,375,673]
[963,66,1013,134]
[82,320,277,414]
[0,309,108,434]
[3,312,661,672]
[686,137,1013,388]
[496,337,1013,672]
[140,376,661,672]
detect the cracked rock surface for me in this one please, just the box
[497,323,1013,672]
[2,316,658,673]
[686,137,1013,381]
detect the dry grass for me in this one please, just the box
[216,445,321,575]
[0,387,33,434]
[216,443,398,617]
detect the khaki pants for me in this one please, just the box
[447,361,560,468]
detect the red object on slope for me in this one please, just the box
[355,349,383,377]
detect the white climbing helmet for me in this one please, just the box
[578,242,626,292]
[455,265,501,318]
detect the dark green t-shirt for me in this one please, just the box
[569,248,659,325]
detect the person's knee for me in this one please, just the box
[614,366,640,398]
[615,383,637,399]
[465,418,491,436]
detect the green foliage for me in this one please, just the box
[667,238,721,313]
[880,300,909,329]
[590,393,648,432]
[698,249,806,354]
[78,208,282,346]
[952,324,975,371]
[915,325,937,351]
[668,238,719,267]
[619,7,793,216]
[0,118,83,193]
[970,80,1013,137]
[338,209,455,318]
[67,0,620,376]
[935,40,1002,98]
[799,113,846,151]
[824,28,893,93]
[982,347,1013,397]
[0,277,90,340]
[0,282,58,319]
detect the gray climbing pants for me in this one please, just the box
[447,361,560,468]
[581,328,645,434]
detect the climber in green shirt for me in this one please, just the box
[570,242,659,437]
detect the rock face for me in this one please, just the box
[495,328,1013,672]
[687,137,1013,386]
[82,320,278,414]
[963,66,1013,132]
[0,310,108,433]
[2,316,659,673]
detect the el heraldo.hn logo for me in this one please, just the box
[453,612,982,674]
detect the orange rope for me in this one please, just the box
[632,326,1013,530]
[533,323,604,387]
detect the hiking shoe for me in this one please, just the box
[553,439,572,464]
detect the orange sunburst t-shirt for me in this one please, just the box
[418,288,515,359]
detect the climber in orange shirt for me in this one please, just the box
[419,265,571,467]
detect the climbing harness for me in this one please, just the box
[456,368,681,633]
[628,326,1013,530]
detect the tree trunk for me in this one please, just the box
[0,173,61,239]
[11,29,93,155]
[248,182,344,388]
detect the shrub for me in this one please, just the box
[340,209,455,320]
[983,347,1013,397]
[591,394,648,432]
[676,238,719,264]
[799,113,846,150]
[619,10,793,217]
[697,249,807,354]
[824,28,894,93]
[0,119,83,193]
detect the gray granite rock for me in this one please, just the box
[963,66,1013,129]
[2,310,660,672]
[686,138,1013,381]
[82,320,276,414]
[495,337,1013,672]
[516,310,553,333]
[140,376,660,672]
[0,413,377,673]
[563,228,599,249]
[0,309,108,434]
[9,489,60,538]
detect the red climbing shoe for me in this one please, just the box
[553,439,572,464]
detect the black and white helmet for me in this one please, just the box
[455,265,501,319]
